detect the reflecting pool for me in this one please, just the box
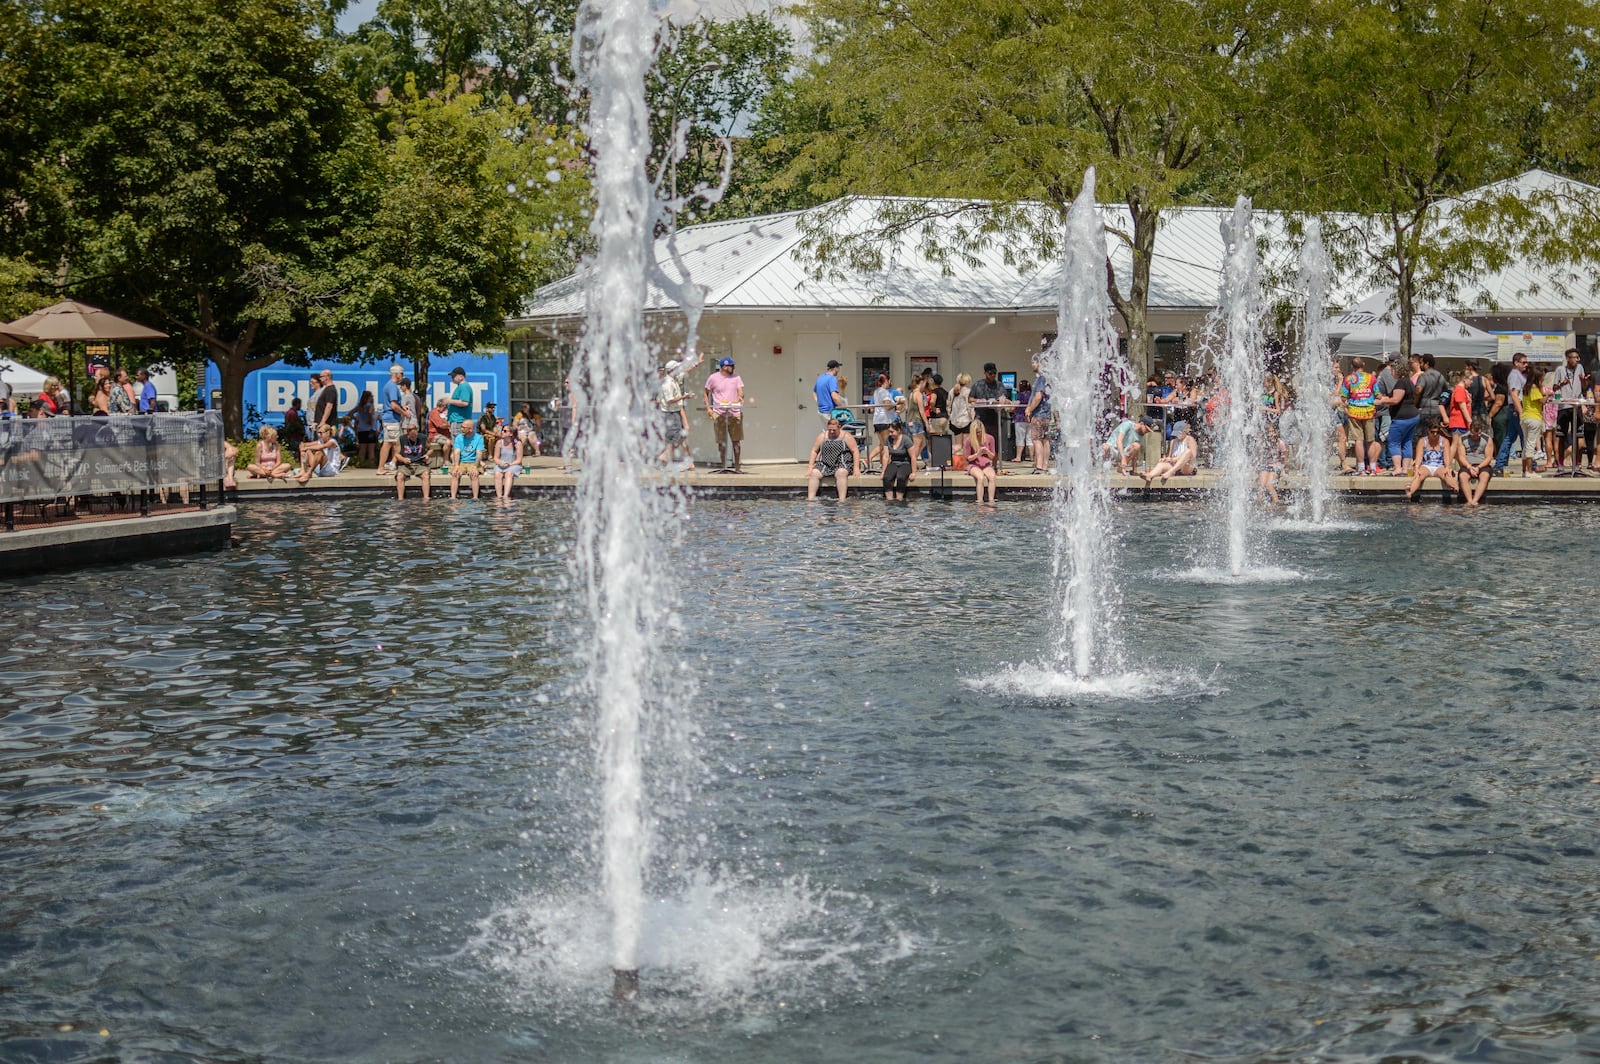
[5,498,1600,1062]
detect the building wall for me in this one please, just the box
[680,309,1205,463]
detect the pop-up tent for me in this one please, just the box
[0,357,49,397]
[1327,291,1500,360]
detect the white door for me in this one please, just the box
[794,332,840,460]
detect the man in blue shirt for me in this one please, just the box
[451,417,484,499]
[378,363,405,473]
[136,368,157,412]
[814,359,844,426]
[446,365,473,430]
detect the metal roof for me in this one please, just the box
[515,170,1600,323]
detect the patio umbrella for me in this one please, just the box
[0,325,37,348]
[5,299,168,341]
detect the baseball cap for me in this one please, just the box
[1138,415,1159,430]
[983,362,997,373]
[664,359,682,373]
[1172,420,1190,435]
[450,366,466,378]
[826,359,841,369]
[719,357,735,368]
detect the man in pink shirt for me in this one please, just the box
[703,357,746,471]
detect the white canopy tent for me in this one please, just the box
[0,357,49,399]
[1327,292,1501,360]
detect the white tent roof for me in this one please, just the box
[0,357,48,395]
[1327,292,1500,359]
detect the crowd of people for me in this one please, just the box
[1,366,163,418]
[801,357,1056,501]
[243,364,550,500]
[793,346,1594,505]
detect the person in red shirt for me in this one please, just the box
[1447,369,1472,437]
[426,396,453,467]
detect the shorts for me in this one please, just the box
[1346,416,1376,445]
[1030,416,1052,438]
[454,460,481,475]
[712,414,744,444]
[1521,417,1545,448]
[1013,422,1031,447]
[1557,407,1581,435]
[397,463,429,478]
[315,460,344,478]
[357,430,378,444]
[662,412,685,444]
[382,422,402,444]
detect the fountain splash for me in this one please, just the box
[569,0,689,1000]
[1041,168,1131,678]
[1213,197,1267,578]
[1293,218,1337,525]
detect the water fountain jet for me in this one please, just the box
[1213,196,1266,578]
[1044,167,1131,677]
[1293,218,1337,524]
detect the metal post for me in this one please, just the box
[198,482,207,510]
[140,489,149,517]
[4,502,11,532]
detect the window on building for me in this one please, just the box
[508,335,573,413]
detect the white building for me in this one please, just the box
[510,170,1600,463]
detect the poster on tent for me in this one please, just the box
[202,351,510,427]
[1493,331,1568,362]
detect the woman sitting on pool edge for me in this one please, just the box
[807,415,860,500]
[882,421,917,500]
[1140,420,1197,484]
[962,418,997,504]
[1404,416,1458,500]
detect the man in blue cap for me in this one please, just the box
[445,365,474,432]
[703,356,746,471]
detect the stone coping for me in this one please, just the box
[225,457,1600,501]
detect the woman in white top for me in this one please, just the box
[870,373,896,471]
[1139,421,1197,484]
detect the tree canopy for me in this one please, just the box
[1255,0,1600,357]
[780,0,1280,375]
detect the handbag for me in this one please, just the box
[951,453,968,471]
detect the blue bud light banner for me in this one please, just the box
[202,352,510,428]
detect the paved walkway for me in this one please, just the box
[228,457,1600,501]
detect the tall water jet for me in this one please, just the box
[1294,218,1337,524]
[1045,168,1130,676]
[1214,197,1267,578]
[569,0,676,1002]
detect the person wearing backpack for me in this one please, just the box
[948,373,974,435]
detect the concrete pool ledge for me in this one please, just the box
[0,505,236,575]
[226,460,1600,503]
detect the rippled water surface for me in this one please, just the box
[5,497,1600,1063]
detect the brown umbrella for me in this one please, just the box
[0,325,37,348]
[5,299,168,341]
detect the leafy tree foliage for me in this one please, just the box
[1253,0,1600,354]
[780,0,1278,376]
[337,77,588,392]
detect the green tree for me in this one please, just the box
[336,76,587,393]
[780,0,1275,377]
[27,0,363,437]
[647,14,793,223]
[1258,0,1600,355]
